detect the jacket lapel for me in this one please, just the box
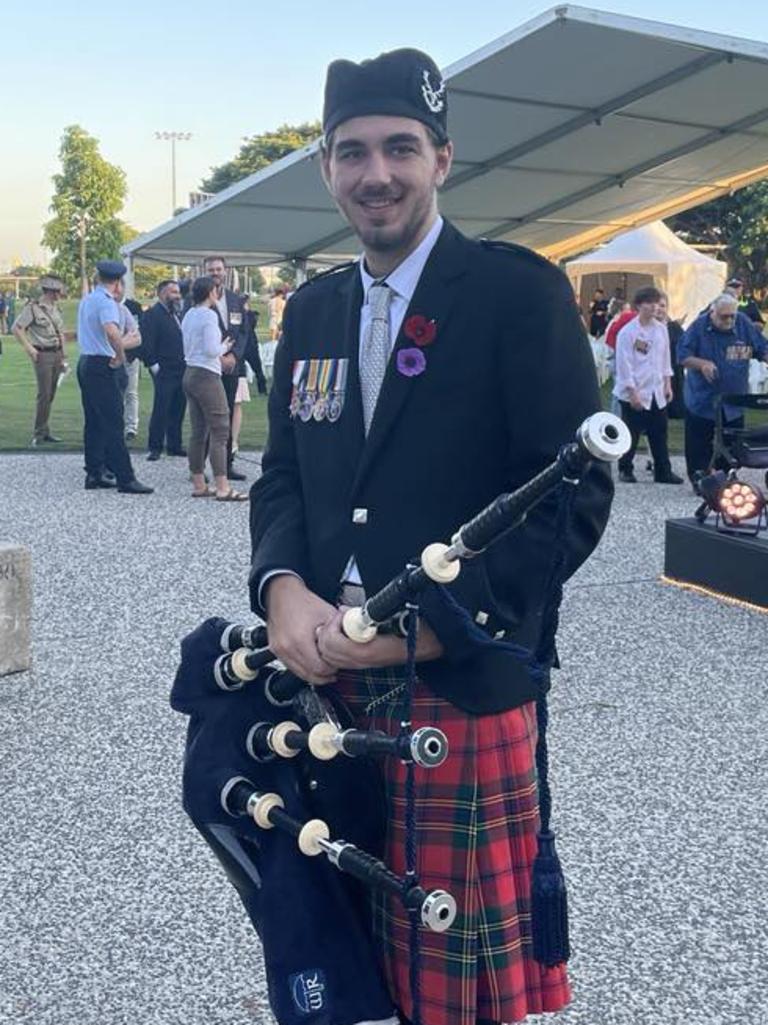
[351,222,470,494]
[335,270,366,473]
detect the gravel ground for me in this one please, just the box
[0,451,766,1025]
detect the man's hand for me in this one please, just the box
[629,390,643,411]
[220,352,237,374]
[664,379,674,403]
[316,608,444,670]
[123,330,141,350]
[27,347,38,364]
[700,360,718,382]
[265,575,338,684]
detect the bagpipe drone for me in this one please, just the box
[171,411,630,1025]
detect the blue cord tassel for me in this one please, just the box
[531,829,571,966]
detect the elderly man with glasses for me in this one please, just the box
[678,292,768,485]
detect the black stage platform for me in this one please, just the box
[664,517,768,609]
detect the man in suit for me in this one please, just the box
[202,255,248,480]
[245,49,612,1025]
[143,279,186,460]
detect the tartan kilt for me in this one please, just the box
[333,666,571,1025]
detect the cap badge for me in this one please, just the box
[421,69,445,113]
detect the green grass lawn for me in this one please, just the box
[0,335,270,452]
[0,296,272,452]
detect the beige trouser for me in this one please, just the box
[183,366,230,477]
[33,349,64,439]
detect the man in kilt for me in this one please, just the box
[250,47,613,1025]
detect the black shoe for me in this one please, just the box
[118,479,154,494]
[85,474,117,490]
[655,472,683,485]
[227,467,246,481]
[146,451,161,461]
[619,469,637,483]
[42,434,62,443]
[167,448,187,457]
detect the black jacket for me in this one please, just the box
[249,222,613,714]
[214,288,248,363]
[142,300,184,370]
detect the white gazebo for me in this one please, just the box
[565,221,727,325]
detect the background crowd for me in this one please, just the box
[8,261,290,499]
[584,277,768,491]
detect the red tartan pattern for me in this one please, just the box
[333,667,571,1025]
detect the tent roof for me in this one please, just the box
[566,220,723,269]
[123,5,768,266]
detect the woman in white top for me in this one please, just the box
[182,277,248,501]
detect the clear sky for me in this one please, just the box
[2,0,768,267]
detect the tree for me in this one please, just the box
[42,125,128,296]
[668,181,768,294]
[201,121,322,193]
[134,263,177,300]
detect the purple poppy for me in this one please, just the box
[396,347,426,378]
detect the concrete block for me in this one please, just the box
[0,544,31,676]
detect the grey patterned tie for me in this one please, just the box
[360,281,392,434]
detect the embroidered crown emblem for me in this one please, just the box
[421,70,446,113]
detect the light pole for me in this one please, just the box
[155,131,192,214]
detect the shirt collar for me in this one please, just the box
[359,215,443,303]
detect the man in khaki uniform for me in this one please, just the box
[13,275,70,445]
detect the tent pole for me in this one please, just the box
[295,258,307,287]
[125,256,135,299]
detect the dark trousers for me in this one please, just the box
[684,410,745,482]
[245,337,268,394]
[77,356,135,485]
[148,368,187,453]
[221,370,239,468]
[619,398,672,478]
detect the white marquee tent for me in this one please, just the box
[122,5,768,275]
[565,221,727,325]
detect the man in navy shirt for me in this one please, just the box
[678,292,768,484]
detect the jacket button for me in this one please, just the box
[352,508,368,524]
[474,610,489,625]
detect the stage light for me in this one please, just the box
[719,481,764,525]
[695,471,766,534]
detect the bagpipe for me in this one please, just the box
[171,411,630,1025]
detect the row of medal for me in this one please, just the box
[289,358,349,423]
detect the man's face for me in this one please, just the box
[655,297,668,321]
[205,260,226,288]
[42,289,62,303]
[726,284,743,300]
[322,115,453,257]
[711,303,738,331]
[114,280,125,301]
[162,283,182,305]
[636,299,657,320]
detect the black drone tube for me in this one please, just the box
[225,778,456,931]
[351,412,628,634]
[457,442,584,555]
[221,623,269,652]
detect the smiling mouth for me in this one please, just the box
[358,197,400,210]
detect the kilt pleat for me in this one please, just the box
[333,667,571,1025]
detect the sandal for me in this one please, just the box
[215,488,249,502]
[191,486,216,498]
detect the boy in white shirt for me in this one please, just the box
[613,285,682,484]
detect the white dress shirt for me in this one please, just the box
[613,316,672,410]
[258,216,444,608]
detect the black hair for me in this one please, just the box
[192,276,216,305]
[157,279,178,294]
[203,255,227,267]
[633,286,662,307]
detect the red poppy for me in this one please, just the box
[404,315,437,347]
